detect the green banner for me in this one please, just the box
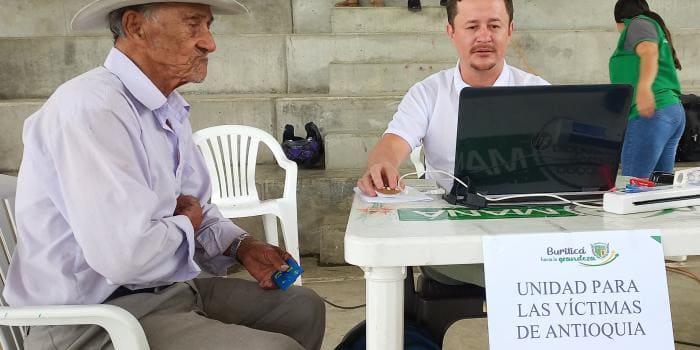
[397,205,580,221]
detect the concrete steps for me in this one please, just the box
[332,7,447,34]
[330,65,700,96]
[289,30,700,93]
[331,0,700,34]
[2,1,694,40]
[0,35,288,99]
[0,100,41,173]
[685,86,700,95]
[325,133,380,170]
[277,95,402,135]
[0,96,280,172]
[0,95,407,172]
[4,84,700,172]
[329,62,454,95]
[0,0,293,37]
[293,0,447,33]
[4,30,697,99]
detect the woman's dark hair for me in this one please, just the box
[614,0,681,70]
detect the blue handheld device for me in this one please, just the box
[272,259,304,291]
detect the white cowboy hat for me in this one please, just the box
[70,0,248,32]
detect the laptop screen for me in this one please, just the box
[454,85,632,196]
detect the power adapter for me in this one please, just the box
[443,175,488,209]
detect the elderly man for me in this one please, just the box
[3,1,324,349]
[357,0,549,287]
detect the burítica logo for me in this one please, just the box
[540,242,619,267]
[583,242,619,266]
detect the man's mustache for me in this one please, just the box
[471,45,495,53]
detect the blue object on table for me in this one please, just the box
[272,259,304,291]
[625,184,642,193]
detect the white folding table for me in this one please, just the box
[344,194,700,350]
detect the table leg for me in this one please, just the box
[363,266,406,350]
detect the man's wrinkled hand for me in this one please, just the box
[357,162,402,196]
[236,237,293,290]
[174,195,203,231]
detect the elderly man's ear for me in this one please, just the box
[121,10,148,40]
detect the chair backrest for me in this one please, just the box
[0,175,26,350]
[192,125,296,206]
[410,145,426,178]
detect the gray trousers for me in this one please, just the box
[24,278,325,350]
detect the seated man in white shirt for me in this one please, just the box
[357,0,549,287]
[4,1,324,350]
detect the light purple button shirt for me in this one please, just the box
[3,48,244,307]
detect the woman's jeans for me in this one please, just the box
[621,103,686,178]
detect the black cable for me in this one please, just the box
[322,297,365,310]
[675,340,700,348]
[668,266,700,348]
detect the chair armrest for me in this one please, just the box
[0,304,149,350]
[281,161,298,201]
[273,151,298,173]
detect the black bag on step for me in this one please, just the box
[676,94,700,162]
[281,122,324,168]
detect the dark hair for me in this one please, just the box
[446,0,513,26]
[614,0,681,70]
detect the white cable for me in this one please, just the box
[399,170,471,191]
[399,170,603,209]
[484,193,603,209]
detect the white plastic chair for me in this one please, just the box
[192,125,301,283]
[0,175,149,350]
[410,145,426,178]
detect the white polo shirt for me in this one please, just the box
[385,62,549,189]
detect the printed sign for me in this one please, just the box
[483,230,673,350]
[397,205,580,221]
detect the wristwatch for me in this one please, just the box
[229,233,250,259]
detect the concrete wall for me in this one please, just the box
[0,0,293,37]
[0,35,287,99]
[288,30,699,93]
[277,96,401,134]
[0,96,280,172]
[0,101,40,173]
[5,29,695,99]
[292,0,445,34]
[332,0,700,33]
[3,0,699,98]
[329,62,454,95]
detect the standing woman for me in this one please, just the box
[610,0,685,178]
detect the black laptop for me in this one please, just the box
[453,84,632,199]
